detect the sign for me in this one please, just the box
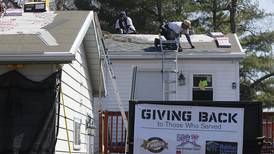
[133,103,244,154]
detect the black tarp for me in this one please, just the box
[0,70,60,154]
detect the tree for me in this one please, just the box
[55,0,100,11]
[229,0,237,33]
[97,0,195,33]
[74,0,100,10]
[240,31,274,108]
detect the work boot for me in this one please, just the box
[154,38,160,48]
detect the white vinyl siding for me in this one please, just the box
[100,59,239,112]
[100,60,161,111]
[55,43,94,154]
[178,60,239,101]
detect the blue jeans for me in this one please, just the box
[161,24,180,48]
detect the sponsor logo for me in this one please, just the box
[176,134,201,154]
[141,137,168,153]
[206,141,237,154]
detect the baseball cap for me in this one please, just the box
[183,20,191,28]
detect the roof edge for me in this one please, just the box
[69,11,94,54]
[234,33,244,53]
[0,53,75,64]
[108,52,245,60]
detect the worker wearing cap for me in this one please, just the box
[158,20,195,49]
[115,11,136,34]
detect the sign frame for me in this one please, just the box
[128,101,262,154]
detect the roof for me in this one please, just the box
[0,11,106,96]
[104,34,245,60]
[0,11,89,62]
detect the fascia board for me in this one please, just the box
[234,33,244,53]
[108,52,245,60]
[0,52,74,64]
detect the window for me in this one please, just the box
[192,74,213,101]
[73,118,81,150]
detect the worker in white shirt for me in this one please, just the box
[115,11,136,34]
[155,20,195,50]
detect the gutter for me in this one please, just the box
[0,52,74,64]
[108,52,245,60]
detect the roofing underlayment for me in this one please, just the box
[0,11,88,55]
[1,11,57,46]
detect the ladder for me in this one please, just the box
[100,38,128,130]
[159,36,178,101]
[93,13,128,130]
[93,13,128,154]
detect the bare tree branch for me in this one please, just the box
[250,72,274,88]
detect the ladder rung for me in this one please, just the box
[165,90,176,94]
[165,80,176,83]
[164,57,177,59]
[164,59,177,61]
[164,55,177,57]
[164,53,177,56]
[162,49,178,52]
[163,65,177,68]
[163,70,177,73]
[164,59,177,63]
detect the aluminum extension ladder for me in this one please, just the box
[93,14,128,153]
[159,37,178,101]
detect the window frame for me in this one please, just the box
[192,74,214,101]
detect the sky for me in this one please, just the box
[258,0,274,32]
[258,0,274,59]
[259,0,274,13]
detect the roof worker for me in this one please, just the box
[155,20,195,51]
[115,11,136,34]
[0,0,6,17]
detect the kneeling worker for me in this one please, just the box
[115,11,136,34]
[155,20,195,50]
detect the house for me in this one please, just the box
[97,33,245,153]
[0,10,106,153]
[101,33,244,109]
